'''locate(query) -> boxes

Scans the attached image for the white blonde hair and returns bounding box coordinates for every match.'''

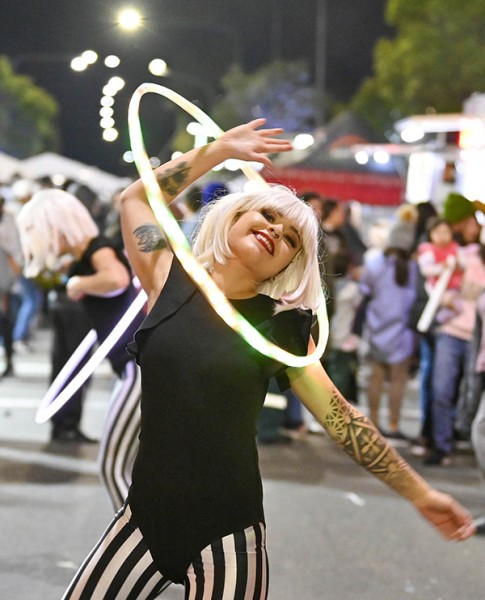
[16,189,99,277]
[192,185,323,312]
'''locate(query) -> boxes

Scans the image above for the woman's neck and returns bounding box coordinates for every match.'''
[210,261,259,299]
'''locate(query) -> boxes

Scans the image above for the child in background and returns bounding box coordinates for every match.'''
[417,217,463,295]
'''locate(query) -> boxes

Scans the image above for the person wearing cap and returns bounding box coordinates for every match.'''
[424,193,485,465]
[441,192,482,246]
[359,204,418,441]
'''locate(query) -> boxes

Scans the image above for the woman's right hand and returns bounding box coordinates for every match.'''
[216,119,292,167]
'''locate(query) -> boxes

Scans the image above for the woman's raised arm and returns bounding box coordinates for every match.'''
[119,119,291,305]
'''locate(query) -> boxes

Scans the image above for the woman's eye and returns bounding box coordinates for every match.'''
[284,235,297,248]
[261,209,274,222]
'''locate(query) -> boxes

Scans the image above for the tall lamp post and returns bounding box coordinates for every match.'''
[314,0,327,128]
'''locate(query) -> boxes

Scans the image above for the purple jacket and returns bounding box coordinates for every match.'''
[359,251,417,364]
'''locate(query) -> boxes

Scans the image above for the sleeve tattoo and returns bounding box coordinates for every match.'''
[134,224,167,252]
[324,386,413,493]
[156,162,190,197]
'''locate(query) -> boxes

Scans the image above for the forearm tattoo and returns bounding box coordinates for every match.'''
[324,386,412,493]
[134,224,167,252]
[156,162,190,197]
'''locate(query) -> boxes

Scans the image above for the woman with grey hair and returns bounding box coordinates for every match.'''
[17,189,145,510]
[63,119,475,600]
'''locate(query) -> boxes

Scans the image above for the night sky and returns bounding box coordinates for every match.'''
[0,0,392,175]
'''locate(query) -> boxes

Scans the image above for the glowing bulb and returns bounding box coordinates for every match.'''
[71,56,87,71]
[100,96,115,107]
[105,55,121,68]
[100,117,116,129]
[81,50,98,65]
[401,125,425,143]
[108,76,125,91]
[102,84,117,97]
[186,121,205,135]
[148,59,168,76]
[293,133,314,150]
[355,150,369,165]
[117,8,142,31]
[373,150,390,165]
[100,107,114,118]
[103,128,119,142]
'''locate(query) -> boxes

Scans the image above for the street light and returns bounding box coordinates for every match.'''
[314,0,327,128]
[116,8,143,31]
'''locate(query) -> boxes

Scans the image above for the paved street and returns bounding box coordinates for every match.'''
[0,326,484,599]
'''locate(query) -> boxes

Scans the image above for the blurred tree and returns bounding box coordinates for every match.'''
[212,61,318,132]
[0,56,59,158]
[169,60,336,155]
[350,0,485,136]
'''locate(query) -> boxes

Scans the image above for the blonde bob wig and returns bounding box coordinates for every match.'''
[16,189,99,278]
[192,184,323,313]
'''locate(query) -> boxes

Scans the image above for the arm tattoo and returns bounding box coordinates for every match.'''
[134,224,167,252]
[156,162,190,197]
[324,386,412,493]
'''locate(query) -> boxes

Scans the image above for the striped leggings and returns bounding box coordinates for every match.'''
[99,360,142,510]
[63,504,269,600]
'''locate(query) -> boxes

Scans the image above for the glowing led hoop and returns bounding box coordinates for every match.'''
[35,289,147,423]
[35,329,98,420]
[128,83,328,367]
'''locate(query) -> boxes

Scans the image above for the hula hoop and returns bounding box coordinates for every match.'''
[128,82,328,367]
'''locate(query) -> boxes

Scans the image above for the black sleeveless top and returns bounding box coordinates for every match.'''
[68,236,145,375]
[127,256,312,583]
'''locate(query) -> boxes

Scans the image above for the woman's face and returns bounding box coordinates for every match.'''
[227,208,302,281]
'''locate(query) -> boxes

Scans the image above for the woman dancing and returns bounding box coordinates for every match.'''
[62,120,475,599]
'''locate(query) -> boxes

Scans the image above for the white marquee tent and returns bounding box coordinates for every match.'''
[1,151,132,202]
[18,152,132,201]
[0,151,23,181]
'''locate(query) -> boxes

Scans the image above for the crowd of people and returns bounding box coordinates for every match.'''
[282,189,485,477]
[0,119,483,596]
[2,159,485,472]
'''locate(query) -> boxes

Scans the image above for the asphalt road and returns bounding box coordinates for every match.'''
[0,326,483,599]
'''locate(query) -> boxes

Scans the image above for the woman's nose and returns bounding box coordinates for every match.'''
[269,224,283,238]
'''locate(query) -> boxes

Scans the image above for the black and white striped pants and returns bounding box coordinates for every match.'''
[98,360,141,510]
[63,504,269,599]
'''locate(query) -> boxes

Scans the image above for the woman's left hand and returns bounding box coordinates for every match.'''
[413,489,476,540]
[66,276,85,301]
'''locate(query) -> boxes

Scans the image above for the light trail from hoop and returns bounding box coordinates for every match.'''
[127,82,328,367]
[35,289,147,423]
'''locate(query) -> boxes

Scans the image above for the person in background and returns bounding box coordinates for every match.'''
[412,200,438,251]
[179,185,203,242]
[417,216,464,301]
[325,249,362,405]
[340,202,367,268]
[413,217,464,455]
[7,178,50,353]
[471,289,485,535]
[17,189,146,509]
[320,198,349,318]
[425,241,485,465]
[422,192,485,466]
[104,187,128,251]
[359,204,418,441]
[0,193,23,378]
[62,119,476,599]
